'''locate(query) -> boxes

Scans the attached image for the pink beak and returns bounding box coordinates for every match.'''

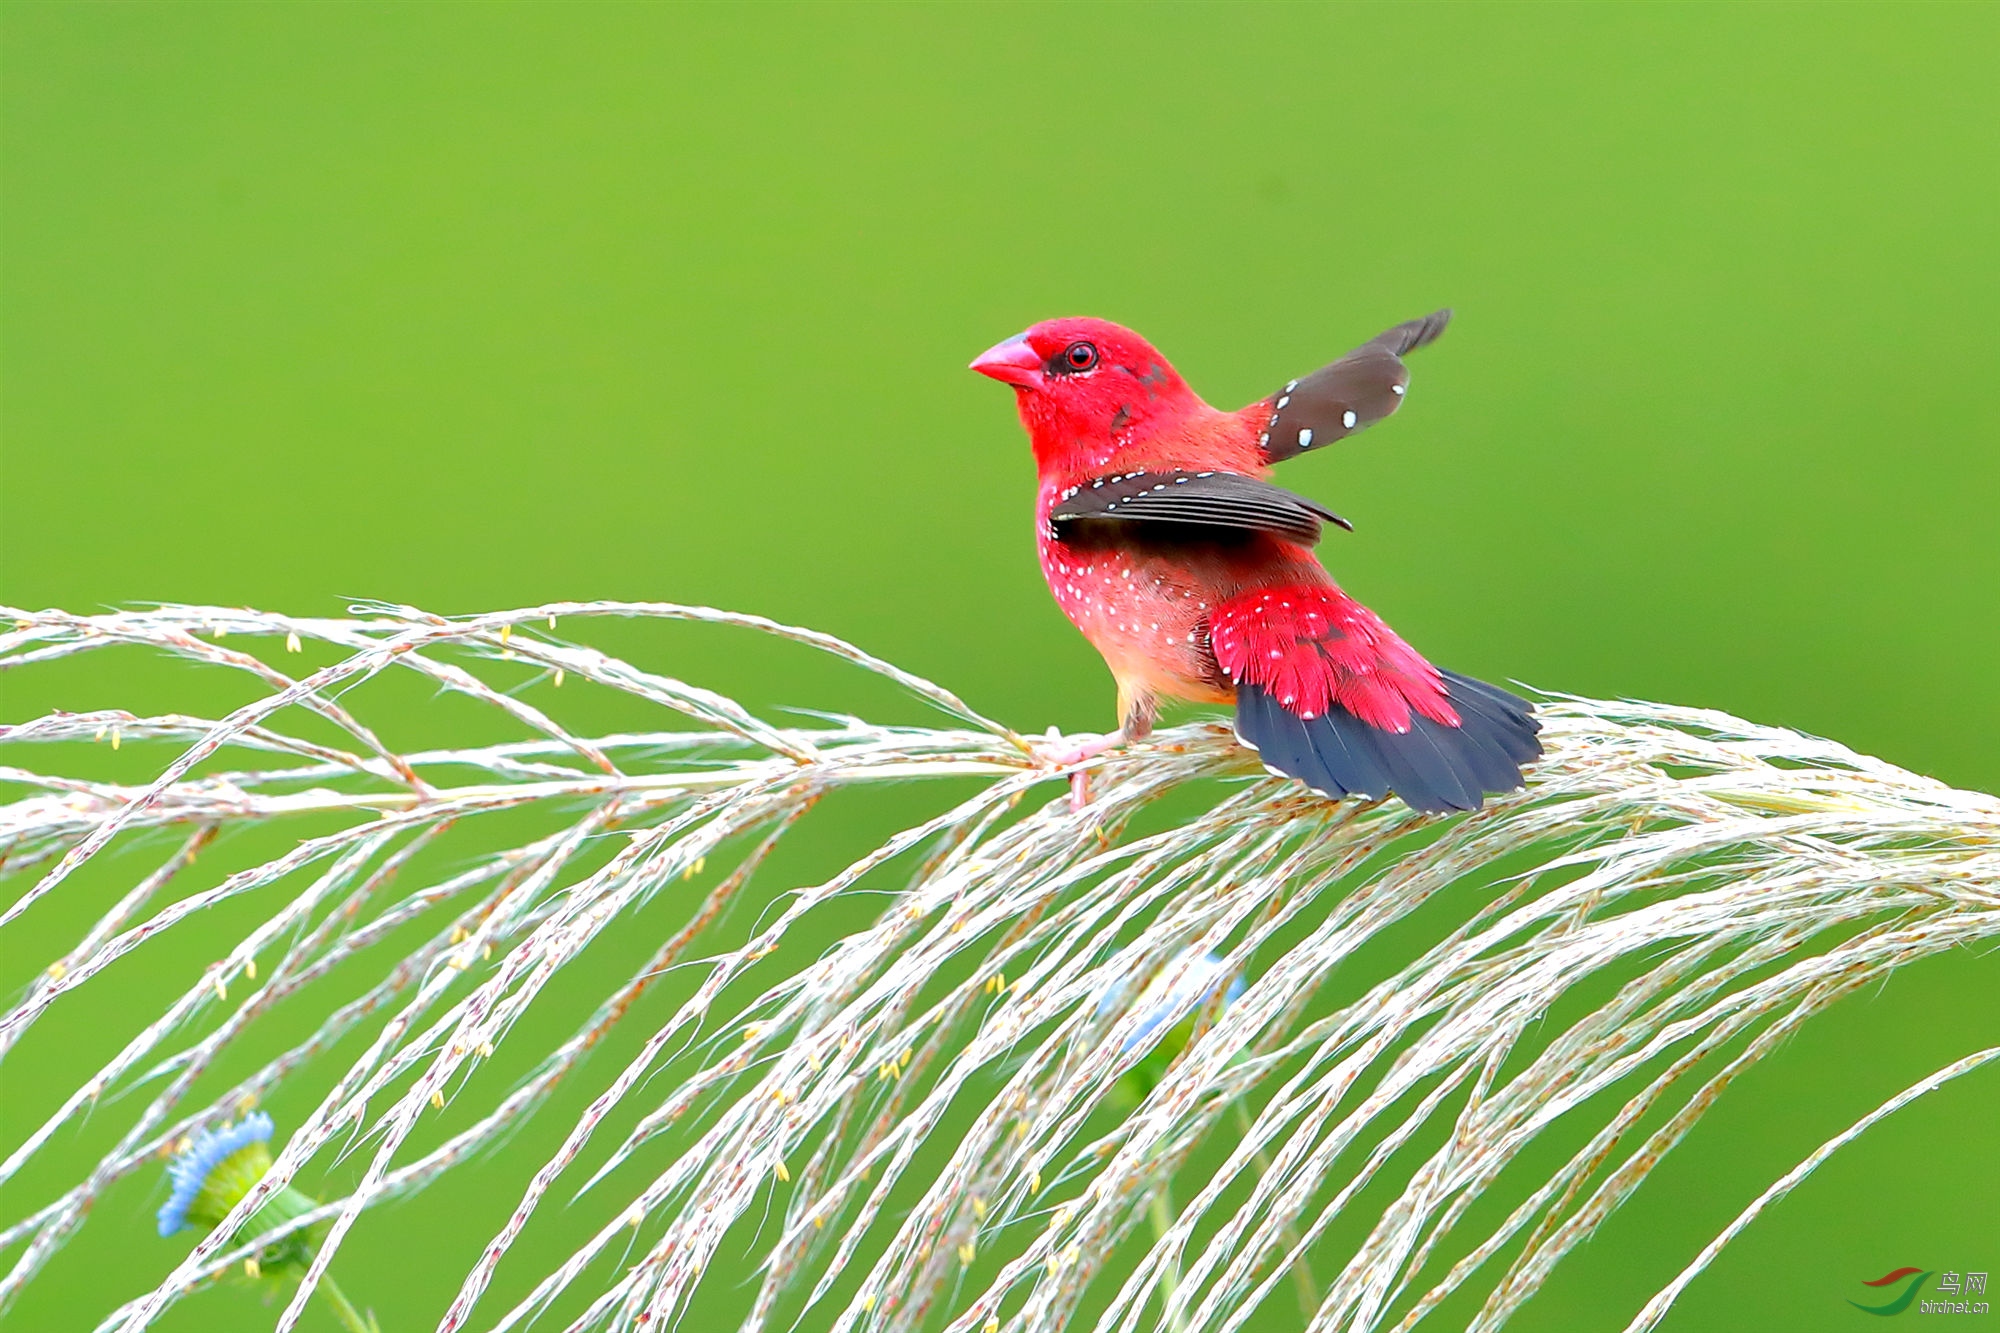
[970,335,1044,388]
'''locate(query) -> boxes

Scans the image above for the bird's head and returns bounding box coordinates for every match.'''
[970,318,1199,473]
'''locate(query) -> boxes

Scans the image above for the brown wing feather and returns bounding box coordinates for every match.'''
[1256,309,1451,464]
[1049,469,1349,546]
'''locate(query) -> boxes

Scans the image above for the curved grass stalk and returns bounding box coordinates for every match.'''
[0,602,1992,1333]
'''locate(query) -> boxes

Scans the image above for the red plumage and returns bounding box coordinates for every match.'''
[1209,585,1458,732]
[973,313,1540,812]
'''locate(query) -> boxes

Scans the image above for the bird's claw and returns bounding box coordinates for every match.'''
[1032,728,1120,813]
[1033,727,1114,768]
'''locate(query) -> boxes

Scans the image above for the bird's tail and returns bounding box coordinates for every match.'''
[1234,669,1542,813]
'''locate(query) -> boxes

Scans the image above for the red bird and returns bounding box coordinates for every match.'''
[971,311,1540,813]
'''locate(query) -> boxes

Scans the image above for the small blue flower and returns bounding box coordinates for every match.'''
[152,1115,370,1327]
[1099,951,1246,1053]
[158,1112,276,1238]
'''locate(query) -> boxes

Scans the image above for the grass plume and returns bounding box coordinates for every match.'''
[1,601,1995,1332]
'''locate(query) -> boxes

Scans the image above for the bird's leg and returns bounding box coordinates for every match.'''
[1121,691,1159,742]
[1036,690,1158,812]
[1032,728,1119,812]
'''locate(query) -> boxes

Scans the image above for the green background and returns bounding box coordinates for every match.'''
[2,2,1995,1330]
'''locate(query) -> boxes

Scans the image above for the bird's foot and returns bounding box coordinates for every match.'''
[1035,729,1118,767]
[1033,728,1121,813]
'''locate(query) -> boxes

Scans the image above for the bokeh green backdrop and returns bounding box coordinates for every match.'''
[3,3,1995,1330]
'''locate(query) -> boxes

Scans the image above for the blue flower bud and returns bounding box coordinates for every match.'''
[158,1112,278,1238]
[1098,951,1246,1054]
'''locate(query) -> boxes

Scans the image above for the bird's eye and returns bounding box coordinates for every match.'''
[1061,341,1099,373]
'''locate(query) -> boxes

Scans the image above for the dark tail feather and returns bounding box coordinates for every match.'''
[1234,687,1339,793]
[1234,671,1542,814]
[1440,669,1543,765]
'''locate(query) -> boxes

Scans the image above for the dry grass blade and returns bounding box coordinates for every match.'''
[0,602,1993,1333]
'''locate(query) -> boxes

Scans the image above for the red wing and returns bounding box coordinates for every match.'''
[1209,585,1458,731]
[1209,583,1541,812]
